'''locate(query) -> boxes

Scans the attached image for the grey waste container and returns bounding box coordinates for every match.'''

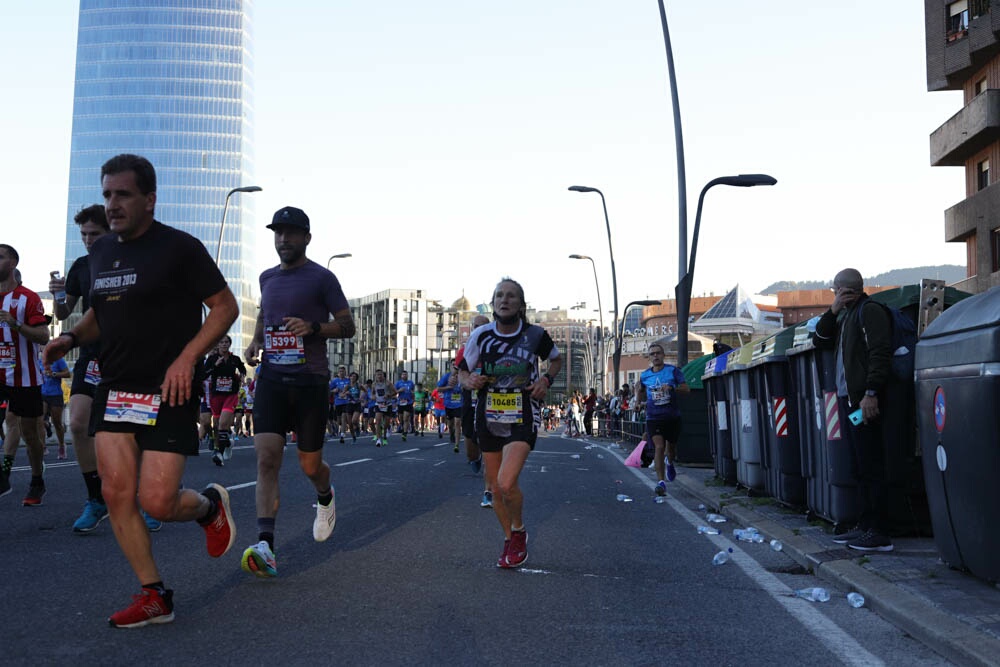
[915,285,1000,582]
[787,333,862,528]
[676,355,713,465]
[703,350,736,483]
[748,326,805,507]
[724,345,765,492]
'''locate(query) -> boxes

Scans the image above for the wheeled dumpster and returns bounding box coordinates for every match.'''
[915,285,1000,582]
[676,354,713,465]
[724,345,765,492]
[703,349,736,483]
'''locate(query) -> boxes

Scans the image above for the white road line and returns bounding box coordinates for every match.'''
[226,481,257,491]
[397,448,419,454]
[335,458,372,467]
[604,444,885,667]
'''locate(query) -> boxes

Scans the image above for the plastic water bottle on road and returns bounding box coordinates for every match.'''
[847,592,865,608]
[706,513,727,523]
[770,539,783,551]
[794,587,831,602]
[712,548,734,565]
[697,525,720,535]
[616,494,633,503]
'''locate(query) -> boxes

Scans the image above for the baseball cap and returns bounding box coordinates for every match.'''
[267,206,310,232]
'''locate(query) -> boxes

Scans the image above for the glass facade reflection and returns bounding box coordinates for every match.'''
[65,0,257,351]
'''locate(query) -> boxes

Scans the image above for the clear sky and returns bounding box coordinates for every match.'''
[0,1,966,318]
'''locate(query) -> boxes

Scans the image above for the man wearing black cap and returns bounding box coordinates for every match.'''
[242,206,355,578]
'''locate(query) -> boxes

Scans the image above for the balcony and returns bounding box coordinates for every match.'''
[943,179,1000,241]
[930,89,1000,166]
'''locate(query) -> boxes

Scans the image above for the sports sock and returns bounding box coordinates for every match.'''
[317,490,333,506]
[83,470,104,502]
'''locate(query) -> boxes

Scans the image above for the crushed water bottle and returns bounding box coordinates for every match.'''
[706,513,727,523]
[734,528,764,543]
[770,539,783,552]
[570,454,581,459]
[847,592,865,608]
[616,494,633,503]
[697,504,706,511]
[712,548,734,565]
[654,496,669,504]
[794,587,831,602]
[697,525,720,535]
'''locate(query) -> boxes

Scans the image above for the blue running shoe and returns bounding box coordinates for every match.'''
[470,456,483,475]
[73,498,109,533]
[142,509,163,533]
[666,463,677,482]
[480,491,493,508]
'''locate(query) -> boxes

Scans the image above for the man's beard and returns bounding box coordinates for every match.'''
[495,311,519,326]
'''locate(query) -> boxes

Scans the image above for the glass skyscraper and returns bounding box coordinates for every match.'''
[64,0,257,350]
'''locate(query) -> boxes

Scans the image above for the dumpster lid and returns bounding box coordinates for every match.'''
[701,349,734,379]
[748,325,798,366]
[682,354,711,389]
[919,285,1000,340]
[787,316,820,355]
[724,343,755,370]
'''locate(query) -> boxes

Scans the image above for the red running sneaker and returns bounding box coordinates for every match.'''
[496,539,512,568]
[108,588,174,628]
[506,529,528,568]
[199,483,235,557]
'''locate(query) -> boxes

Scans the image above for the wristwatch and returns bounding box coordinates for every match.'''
[543,373,555,386]
[864,389,877,397]
[311,321,322,335]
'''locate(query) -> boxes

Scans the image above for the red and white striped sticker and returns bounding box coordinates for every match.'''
[772,396,788,437]
[824,391,841,441]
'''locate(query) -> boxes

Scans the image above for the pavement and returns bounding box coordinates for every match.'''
[591,437,1000,667]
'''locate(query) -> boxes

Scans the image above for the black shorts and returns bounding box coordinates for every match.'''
[253,375,327,453]
[647,417,682,444]
[334,403,349,418]
[397,403,413,414]
[476,421,537,453]
[0,385,43,418]
[445,406,462,420]
[70,353,99,398]
[89,385,199,456]
[462,403,476,439]
[42,393,65,408]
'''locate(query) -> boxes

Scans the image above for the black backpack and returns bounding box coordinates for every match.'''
[858,300,917,383]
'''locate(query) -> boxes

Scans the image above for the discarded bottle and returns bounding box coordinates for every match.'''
[734,529,765,543]
[794,587,831,602]
[654,496,669,504]
[697,504,706,511]
[712,548,734,566]
[570,454,581,459]
[770,539,783,552]
[706,513,727,523]
[616,494,633,503]
[847,592,865,608]
[697,525,720,535]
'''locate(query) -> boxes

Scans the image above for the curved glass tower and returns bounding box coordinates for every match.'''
[65,0,257,351]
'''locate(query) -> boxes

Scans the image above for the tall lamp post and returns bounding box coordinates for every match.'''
[216,185,262,265]
[569,254,605,395]
[616,299,661,388]
[568,185,619,389]
[676,174,777,366]
[327,252,353,270]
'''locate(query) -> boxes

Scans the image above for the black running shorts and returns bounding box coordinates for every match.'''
[253,375,328,453]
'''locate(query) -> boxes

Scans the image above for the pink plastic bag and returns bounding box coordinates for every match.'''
[624,440,646,468]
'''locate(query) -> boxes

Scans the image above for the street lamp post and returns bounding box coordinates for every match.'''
[569,254,605,396]
[216,185,262,265]
[326,252,353,270]
[616,299,661,387]
[568,185,619,390]
[676,174,777,366]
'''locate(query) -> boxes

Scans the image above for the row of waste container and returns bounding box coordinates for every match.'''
[699,282,1000,584]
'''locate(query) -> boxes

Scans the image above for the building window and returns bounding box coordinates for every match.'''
[976,77,988,96]
[967,232,978,277]
[992,228,1000,272]
[978,159,990,191]
[948,1,970,41]
[972,0,991,19]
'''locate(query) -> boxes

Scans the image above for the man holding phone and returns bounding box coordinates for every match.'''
[814,268,894,553]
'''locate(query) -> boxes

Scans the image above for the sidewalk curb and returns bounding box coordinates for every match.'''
[673,475,1000,667]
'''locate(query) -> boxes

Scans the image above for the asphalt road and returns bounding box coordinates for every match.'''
[2,430,952,666]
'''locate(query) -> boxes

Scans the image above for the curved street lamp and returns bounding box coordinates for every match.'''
[617,300,661,385]
[568,185,620,389]
[569,254,605,395]
[327,252,353,270]
[216,185,262,265]
[676,174,777,366]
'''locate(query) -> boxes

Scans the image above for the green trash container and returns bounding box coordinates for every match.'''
[674,355,712,465]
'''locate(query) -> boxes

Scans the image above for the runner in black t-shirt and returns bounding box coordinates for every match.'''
[49,204,121,533]
[44,154,239,629]
[204,334,246,466]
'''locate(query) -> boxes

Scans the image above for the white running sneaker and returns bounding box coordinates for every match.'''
[313,490,337,542]
[241,541,277,578]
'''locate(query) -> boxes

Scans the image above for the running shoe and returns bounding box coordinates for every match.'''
[505,529,528,568]
[470,456,483,474]
[222,445,233,462]
[212,450,223,467]
[453,443,459,453]
[401,432,407,442]
[352,434,357,444]
[655,480,667,497]
[0,468,11,499]
[480,490,493,508]
[57,445,67,460]
[199,483,235,558]
[73,498,109,533]
[22,483,45,507]
[241,540,278,578]
[108,588,174,628]
[496,538,512,568]
[848,529,894,552]
[832,526,865,545]
[340,436,345,444]
[666,463,677,482]
[142,509,163,533]
[313,490,337,542]
[375,438,382,448]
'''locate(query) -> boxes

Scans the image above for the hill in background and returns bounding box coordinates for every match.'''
[760,265,966,295]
